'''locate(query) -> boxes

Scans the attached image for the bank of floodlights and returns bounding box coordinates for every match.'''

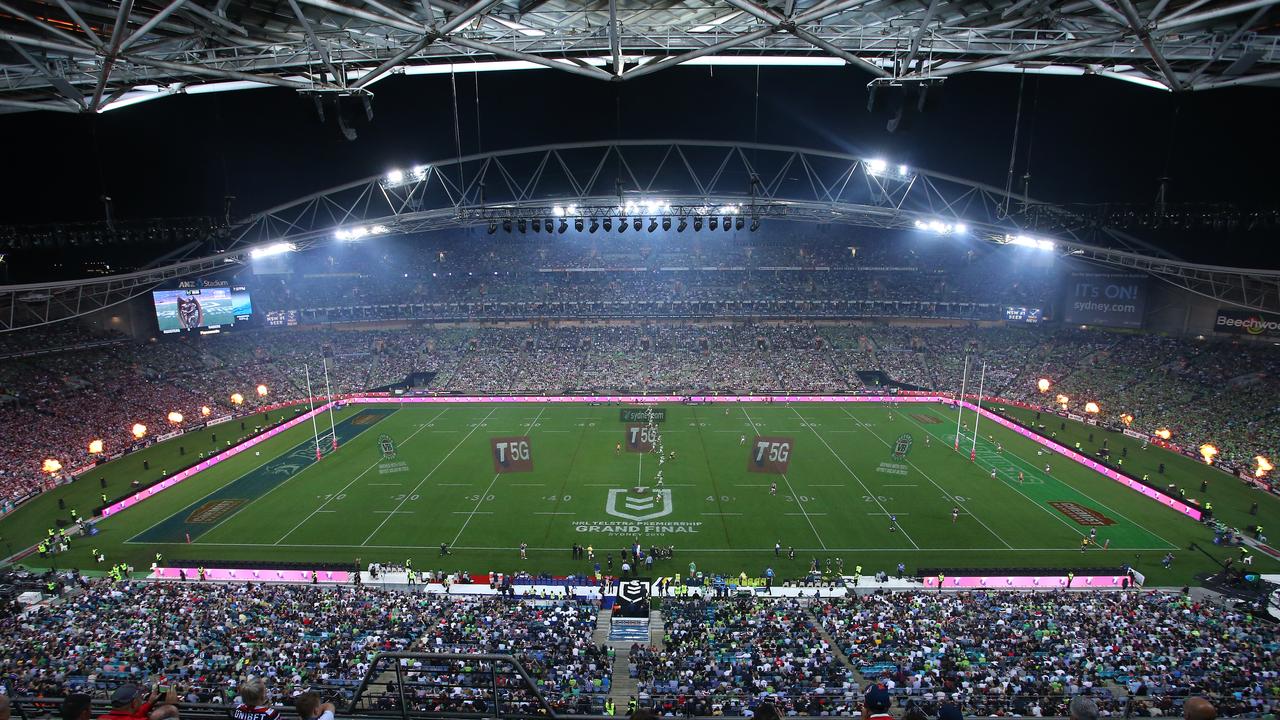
[866,158,912,179]
[1002,233,1056,251]
[382,164,430,188]
[912,219,967,236]
[334,224,389,241]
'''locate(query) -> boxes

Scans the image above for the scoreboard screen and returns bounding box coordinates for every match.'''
[265,310,299,327]
[1005,306,1043,324]
[153,287,235,333]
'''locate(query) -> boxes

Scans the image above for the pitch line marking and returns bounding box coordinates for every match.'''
[131,409,403,544]
[951,420,1183,549]
[133,540,1166,552]
[908,408,1178,550]
[787,406,919,550]
[535,512,575,515]
[272,408,444,545]
[840,407,1013,550]
[741,406,828,551]
[374,510,415,514]
[449,406,548,547]
[451,511,495,515]
[786,512,829,516]
[361,406,499,546]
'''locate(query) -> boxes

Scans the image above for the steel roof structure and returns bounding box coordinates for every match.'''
[0,0,1277,114]
[2,140,1278,332]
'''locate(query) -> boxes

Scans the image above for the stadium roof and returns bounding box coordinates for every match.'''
[1,0,1277,114]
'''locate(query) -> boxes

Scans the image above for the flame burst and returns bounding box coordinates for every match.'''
[1199,444,1218,465]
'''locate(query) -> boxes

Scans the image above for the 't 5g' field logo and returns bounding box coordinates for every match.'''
[749,436,794,474]
[492,436,533,473]
[625,425,659,452]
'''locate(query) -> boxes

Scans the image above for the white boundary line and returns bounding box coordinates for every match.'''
[131,540,1166,552]
[840,407,1014,550]
[785,406,920,549]
[740,406,829,550]
[448,406,547,547]
[361,406,499,546]
[273,408,448,544]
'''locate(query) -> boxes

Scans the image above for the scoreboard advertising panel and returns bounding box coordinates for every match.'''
[1215,308,1280,337]
[1062,272,1147,328]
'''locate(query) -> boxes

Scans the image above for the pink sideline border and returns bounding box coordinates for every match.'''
[957,400,1203,521]
[923,574,1131,589]
[99,394,1199,522]
[152,567,350,584]
[100,404,330,518]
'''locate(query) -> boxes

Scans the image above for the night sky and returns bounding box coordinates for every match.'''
[0,66,1274,266]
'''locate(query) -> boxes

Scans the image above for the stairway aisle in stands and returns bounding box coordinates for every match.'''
[807,605,866,685]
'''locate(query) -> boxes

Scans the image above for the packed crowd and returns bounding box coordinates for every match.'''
[814,590,1277,719]
[1,576,1274,718]
[250,233,1056,322]
[0,578,610,714]
[1,319,1277,504]
[629,597,859,715]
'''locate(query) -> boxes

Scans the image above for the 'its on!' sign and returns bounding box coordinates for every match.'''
[492,436,533,473]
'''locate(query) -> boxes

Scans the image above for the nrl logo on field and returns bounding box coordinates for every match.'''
[605,488,673,521]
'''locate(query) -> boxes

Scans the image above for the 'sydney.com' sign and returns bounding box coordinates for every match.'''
[1215,308,1280,337]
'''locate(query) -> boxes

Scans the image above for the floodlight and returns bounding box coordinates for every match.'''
[250,242,296,258]
[517,218,527,233]
[502,219,512,233]
[662,217,671,231]
[677,218,687,232]
[410,165,429,181]
[385,168,405,184]
[648,219,658,233]
[589,219,600,233]
[693,217,703,231]
[866,158,888,175]
[575,218,585,232]
[709,217,718,231]
[544,219,553,233]
[487,221,498,234]
[750,218,760,232]
[603,218,612,232]
[735,217,744,231]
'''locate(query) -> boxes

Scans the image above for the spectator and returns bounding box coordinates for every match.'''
[233,679,278,720]
[62,694,93,720]
[1070,696,1099,720]
[294,693,335,720]
[1186,697,1218,720]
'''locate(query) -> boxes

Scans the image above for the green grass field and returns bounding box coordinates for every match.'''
[8,401,1278,584]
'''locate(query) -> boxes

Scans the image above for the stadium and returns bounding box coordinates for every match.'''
[1,2,1279,720]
